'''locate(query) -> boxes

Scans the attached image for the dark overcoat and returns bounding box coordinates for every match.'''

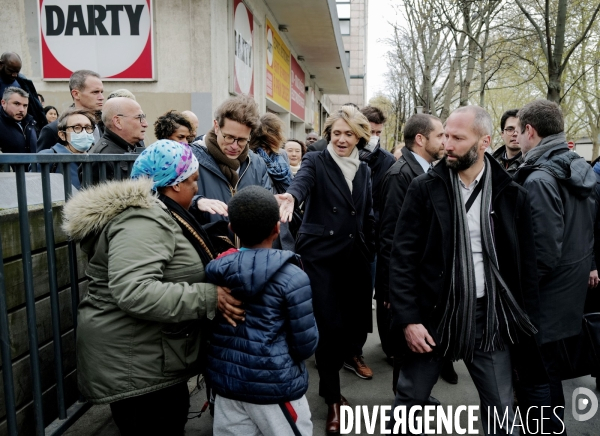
[389,154,546,383]
[376,149,424,301]
[514,143,596,344]
[287,149,375,334]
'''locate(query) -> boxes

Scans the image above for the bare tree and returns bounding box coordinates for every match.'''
[514,0,600,102]
[387,1,452,116]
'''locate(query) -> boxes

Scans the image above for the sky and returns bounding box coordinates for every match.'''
[366,0,400,102]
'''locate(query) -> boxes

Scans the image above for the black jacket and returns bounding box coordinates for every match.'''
[491,145,523,175]
[376,149,424,301]
[514,141,596,344]
[307,138,327,152]
[37,119,59,152]
[287,149,375,332]
[361,145,396,232]
[15,73,46,132]
[88,128,141,182]
[0,107,36,153]
[389,154,545,382]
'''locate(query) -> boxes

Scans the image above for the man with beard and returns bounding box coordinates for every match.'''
[37,70,104,152]
[0,52,46,132]
[388,106,545,434]
[492,109,523,174]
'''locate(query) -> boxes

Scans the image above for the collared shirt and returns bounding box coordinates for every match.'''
[410,151,431,173]
[458,162,486,298]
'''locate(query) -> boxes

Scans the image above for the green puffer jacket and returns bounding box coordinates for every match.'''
[62,178,217,404]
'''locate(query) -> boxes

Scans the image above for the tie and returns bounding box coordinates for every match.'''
[428,163,434,173]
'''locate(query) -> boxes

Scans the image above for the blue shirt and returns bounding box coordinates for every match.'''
[36,143,82,189]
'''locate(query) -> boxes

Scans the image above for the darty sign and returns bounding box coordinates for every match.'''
[39,0,154,80]
[233,0,253,95]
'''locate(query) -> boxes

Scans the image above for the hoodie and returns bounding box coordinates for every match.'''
[514,138,596,344]
[205,248,318,404]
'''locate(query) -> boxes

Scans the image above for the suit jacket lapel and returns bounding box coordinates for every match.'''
[322,150,355,207]
[402,149,426,178]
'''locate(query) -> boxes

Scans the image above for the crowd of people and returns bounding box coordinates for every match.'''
[2,49,599,436]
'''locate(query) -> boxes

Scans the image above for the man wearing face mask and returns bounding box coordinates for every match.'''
[340,105,396,380]
[36,108,96,190]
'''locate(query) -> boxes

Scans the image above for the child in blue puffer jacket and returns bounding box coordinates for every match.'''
[205,185,319,436]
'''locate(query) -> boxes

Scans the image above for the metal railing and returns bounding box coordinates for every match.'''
[0,153,138,436]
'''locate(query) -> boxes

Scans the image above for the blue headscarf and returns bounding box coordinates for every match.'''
[131,139,199,190]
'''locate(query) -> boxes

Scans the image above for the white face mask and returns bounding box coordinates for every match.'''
[69,131,94,152]
[365,135,379,151]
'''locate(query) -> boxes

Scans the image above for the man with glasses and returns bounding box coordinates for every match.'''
[89,97,147,181]
[190,95,270,225]
[492,109,523,175]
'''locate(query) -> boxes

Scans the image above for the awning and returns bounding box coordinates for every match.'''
[264,0,350,94]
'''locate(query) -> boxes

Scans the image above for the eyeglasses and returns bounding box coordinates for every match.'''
[117,113,147,124]
[218,128,250,146]
[503,127,516,133]
[64,125,94,134]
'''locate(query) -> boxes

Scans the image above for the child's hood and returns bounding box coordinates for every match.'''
[205,249,300,298]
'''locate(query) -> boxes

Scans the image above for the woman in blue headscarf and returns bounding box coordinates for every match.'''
[62,140,243,436]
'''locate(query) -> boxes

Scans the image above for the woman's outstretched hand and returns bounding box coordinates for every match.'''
[275,193,294,223]
[217,286,244,327]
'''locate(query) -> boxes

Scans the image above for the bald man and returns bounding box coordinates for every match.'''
[0,52,46,130]
[182,110,200,142]
[89,97,148,181]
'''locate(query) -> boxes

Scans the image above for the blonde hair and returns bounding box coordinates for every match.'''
[250,113,286,154]
[323,106,371,149]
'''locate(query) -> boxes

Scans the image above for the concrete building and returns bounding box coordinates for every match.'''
[1,0,350,142]
[329,0,368,111]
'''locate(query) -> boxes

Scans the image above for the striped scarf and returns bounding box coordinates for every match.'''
[438,166,537,362]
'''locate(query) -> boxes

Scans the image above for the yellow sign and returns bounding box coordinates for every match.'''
[266,19,290,110]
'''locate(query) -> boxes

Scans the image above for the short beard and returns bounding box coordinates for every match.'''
[445,141,479,171]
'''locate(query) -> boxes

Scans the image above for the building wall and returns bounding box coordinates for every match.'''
[1,0,336,143]
[329,0,367,111]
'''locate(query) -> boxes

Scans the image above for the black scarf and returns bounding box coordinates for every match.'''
[438,166,537,362]
[158,193,217,266]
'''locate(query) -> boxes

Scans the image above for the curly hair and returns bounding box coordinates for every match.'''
[249,113,286,154]
[214,95,259,130]
[154,110,194,140]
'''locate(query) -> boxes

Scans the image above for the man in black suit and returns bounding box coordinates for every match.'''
[377,113,444,361]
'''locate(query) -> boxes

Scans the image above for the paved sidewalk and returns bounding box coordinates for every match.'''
[65,317,599,435]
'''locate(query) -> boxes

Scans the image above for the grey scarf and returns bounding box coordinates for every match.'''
[438,166,537,362]
[522,132,567,165]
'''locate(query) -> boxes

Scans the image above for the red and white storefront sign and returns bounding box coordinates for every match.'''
[39,0,154,80]
[233,0,254,95]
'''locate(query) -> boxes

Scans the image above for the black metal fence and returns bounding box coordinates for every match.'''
[0,153,138,436]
